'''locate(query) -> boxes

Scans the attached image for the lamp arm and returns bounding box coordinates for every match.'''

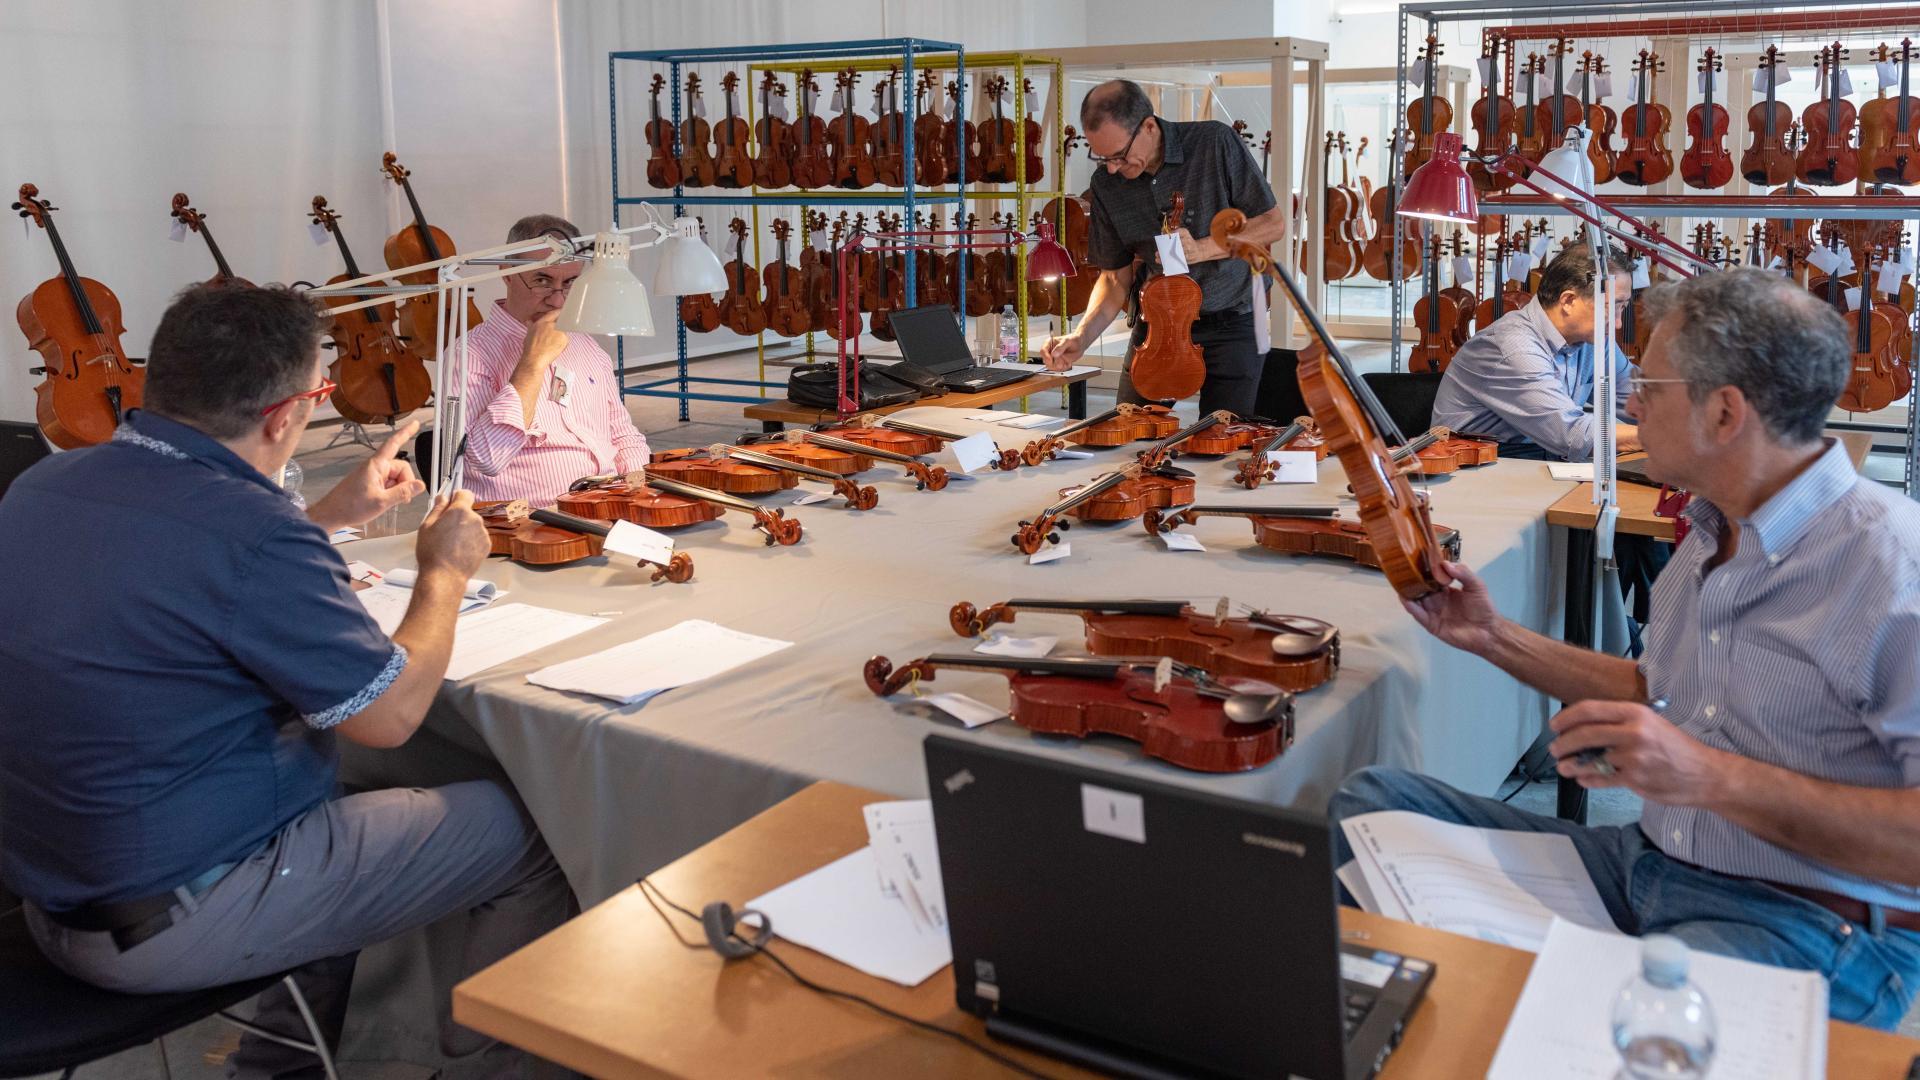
[1486,154,1718,278]
[306,235,572,315]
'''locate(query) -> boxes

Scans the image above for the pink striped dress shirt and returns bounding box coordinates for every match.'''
[459,300,651,505]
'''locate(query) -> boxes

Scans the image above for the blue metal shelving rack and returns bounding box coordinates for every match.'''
[607,38,965,420]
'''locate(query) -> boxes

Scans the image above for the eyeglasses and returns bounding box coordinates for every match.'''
[1087,115,1152,167]
[261,376,338,415]
[1626,373,1688,397]
[522,274,579,296]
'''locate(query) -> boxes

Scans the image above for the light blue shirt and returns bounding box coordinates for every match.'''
[1639,440,1920,910]
[1430,300,1634,460]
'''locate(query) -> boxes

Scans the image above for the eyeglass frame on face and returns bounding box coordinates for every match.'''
[1087,114,1153,167]
[519,268,580,297]
[1626,372,1688,398]
[261,376,338,415]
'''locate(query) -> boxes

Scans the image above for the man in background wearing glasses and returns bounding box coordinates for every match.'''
[462,213,651,505]
[1040,79,1289,416]
[0,284,572,1075]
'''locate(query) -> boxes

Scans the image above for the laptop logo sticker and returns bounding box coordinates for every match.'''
[943,768,976,794]
[1081,784,1146,844]
[1241,832,1308,857]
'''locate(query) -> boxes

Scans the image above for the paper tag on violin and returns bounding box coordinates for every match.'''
[1593,73,1613,98]
[916,692,1007,728]
[768,95,789,121]
[1844,286,1864,312]
[1451,255,1474,289]
[1530,233,1553,262]
[1407,58,1427,86]
[1028,541,1071,565]
[830,88,847,112]
[1505,253,1531,281]
[1695,70,1722,94]
[1753,65,1792,92]
[1878,261,1908,295]
[1805,243,1847,276]
[1476,57,1494,83]
[1835,69,1854,96]
[689,94,707,119]
[793,491,835,506]
[1264,450,1319,483]
[602,519,676,567]
[1024,88,1038,114]
[1153,233,1190,276]
[1532,72,1561,99]
[1159,531,1207,552]
[309,221,331,246]
[1878,60,1901,89]
[946,432,1002,474]
[1630,256,1652,290]
[168,220,187,243]
[975,633,1057,659]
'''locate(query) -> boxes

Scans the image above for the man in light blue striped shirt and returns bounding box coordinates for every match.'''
[1331,268,1920,1029]
[1431,245,1641,461]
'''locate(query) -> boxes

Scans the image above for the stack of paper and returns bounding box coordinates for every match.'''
[525,619,792,705]
[352,567,505,635]
[746,800,952,987]
[441,604,607,681]
[1339,810,1614,952]
[1488,918,1827,1079]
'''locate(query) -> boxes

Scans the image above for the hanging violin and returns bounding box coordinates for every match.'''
[558,475,802,545]
[789,69,833,189]
[1048,127,1096,314]
[870,67,907,188]
[1234,417,1330,489]
[169,194,251,287]
[1129,192,1206,401]
[1365,130,1423,282]
[1409,234,1459,373]
[762,219,810,338]
[913,70,950,186]
[951,212,996,317]
[865,653,1293,774]
[1838,246,1902,413]
[1474,233,1532,330]
[478,500,693,583]
[1513,53,1550,168]
[949,597,1339,693]
[979,76,1018,184]
[1020,77,1046,182]
[712,72,753,189]
[1616,51,1673,186]
[718,218,766,336]
[1321,133,1364,282]
[752,73,795,189]
[679,217,723,333]
[1799,43,1858,186]
[864,212,904,342]
[308,197,432,426]
[1440,232,1479,346]
[1742,46,1797,186]
[1537,38,1579,151]
[645,74,682,188]
[1404,35,1450,177]
[13,184,143,449]
[828,68,877,189]
[1468,42,1517,193]
[1580,52,1619,185]
[944,78,982,184]
[1863,39,1920,184]
[1680,49,1733,190]
[678,73,718,188]
[381,153,485,363]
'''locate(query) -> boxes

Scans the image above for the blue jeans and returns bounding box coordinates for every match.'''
[1330,766,1920,1030]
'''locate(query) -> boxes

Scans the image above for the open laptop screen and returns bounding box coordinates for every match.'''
[888,304,977,376]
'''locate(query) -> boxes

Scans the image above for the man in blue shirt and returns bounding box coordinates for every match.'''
[1432,245,1641,461]
[0,285,570,1077]
[1331,269,1920,1029]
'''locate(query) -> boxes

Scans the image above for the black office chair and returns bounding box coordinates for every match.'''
[0,905,338,1080]
[1252,348,1310,423]
[1360,372,1447,438]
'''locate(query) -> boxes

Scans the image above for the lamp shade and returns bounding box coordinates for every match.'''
[652,217,729,296]
[1397,131,1479,224]
[1531,127,1595,203]
[1025,221,1078,281]
[556,231,656,336]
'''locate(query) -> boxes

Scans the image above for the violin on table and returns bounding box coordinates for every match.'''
[828,69,876,189]
[1680,49,1733,190]
[718,218,766,336]
[1799,44,1858,186]
[679,217,724,333]
[789,70,833,189]
[653,444,878,509]
[1742,47,1797,186]
[1616,51,1673,186]
[478,500,693,583]
[678,73,718,188]
[844,413,1021,470]
[865,653,1294,773]
[741,428,950,489]
[712,72,753,189]
[645,74,682,188]
[1172,413,1316,459]
[1863,39,1920,184]
[1130,192,1207,401]
[949,597,1339,692]
[1143,503,1462,572]
[1392,425,1499,476]
[558,475,803,545]
[382,153,484,362]
[170,194,251,287]
[309,197,432,426]
[13,184,144,448]
[1015,403,1177,464]
[1232,417,1330,489]
[1009,463,1193,553]
[752,73,794,189]
[1403,35,1450,177]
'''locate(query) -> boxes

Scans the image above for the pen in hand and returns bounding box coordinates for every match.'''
[1567,697,1669,777]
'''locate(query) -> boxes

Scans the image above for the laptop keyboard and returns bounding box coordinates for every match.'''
[1341,982,1378,1039]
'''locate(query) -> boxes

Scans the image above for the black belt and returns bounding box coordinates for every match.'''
[40,861,237,952]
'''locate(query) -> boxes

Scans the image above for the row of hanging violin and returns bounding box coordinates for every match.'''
[1407,223,1568,373]
[645,67,1044,192]
[1408,34,1920,194]
[10,156,467,449]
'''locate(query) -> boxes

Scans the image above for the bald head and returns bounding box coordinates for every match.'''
[1080,79,1152,136]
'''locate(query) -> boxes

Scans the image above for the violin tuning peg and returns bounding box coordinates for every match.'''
[1056,519,1072,531]
[1047,533,1061,545]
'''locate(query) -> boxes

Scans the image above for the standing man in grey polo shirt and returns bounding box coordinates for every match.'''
[1040,79,1288,416]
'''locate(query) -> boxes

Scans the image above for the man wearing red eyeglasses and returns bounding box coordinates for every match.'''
[0,284,572,1078]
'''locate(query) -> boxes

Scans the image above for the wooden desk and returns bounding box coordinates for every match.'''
[455,782,1920,1079]
[741,367,1097,431]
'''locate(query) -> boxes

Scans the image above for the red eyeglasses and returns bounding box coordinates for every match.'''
[261,377,339,415]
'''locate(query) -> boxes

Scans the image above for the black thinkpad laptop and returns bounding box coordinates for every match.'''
[925,734,1432,1080]
[888,304,1037,393]
[0,421,52,503]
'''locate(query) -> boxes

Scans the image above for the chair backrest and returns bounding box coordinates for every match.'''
[1360,372,1446,438]
[1252,348,1309,424]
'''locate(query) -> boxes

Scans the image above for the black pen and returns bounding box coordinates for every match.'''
[1567,697,1669,777]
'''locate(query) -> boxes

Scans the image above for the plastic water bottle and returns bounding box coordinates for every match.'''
[1612,935,1716,1080]
[278,458,307,510]
[998,304,1020,361]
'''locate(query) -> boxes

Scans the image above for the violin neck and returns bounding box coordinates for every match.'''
[1182,504,1339,519]
[647,473,761,513]
[398,179,443,260]
[729,445,837,481]
[1004,598,1190,618]
[928,653,1131,680]
[1053,405,1124,437]
[1046,470,1130,515]
[200,223,236,279]
[528,507,611,539]
[41,214,105,335]
[804,431,913,464]
[1150,411,1227,456]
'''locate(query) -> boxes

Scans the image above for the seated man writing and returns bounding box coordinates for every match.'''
[463,213,650,504]
[1432,244,1641,461]
[0,285,573,1076]
[1331,268,1920,1029]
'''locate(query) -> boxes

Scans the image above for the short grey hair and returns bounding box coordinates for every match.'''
[506,214,578,245]
[1535,243,1635,306]
[1080,80,1153,134]
[1642,269,1846,445]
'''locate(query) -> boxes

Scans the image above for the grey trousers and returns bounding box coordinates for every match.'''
[26,780,573,1080]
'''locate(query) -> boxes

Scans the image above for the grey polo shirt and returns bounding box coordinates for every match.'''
[1087,118,1276,316]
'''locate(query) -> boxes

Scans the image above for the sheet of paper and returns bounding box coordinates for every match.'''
[998,413,1068,429]
[1343,841,1410,920]
[329,527,362,545]
[525,619,792,705]
[1159,531,1207,552]
[987,361,1102,380]
[444,604,608,681]
[1488,918,1826,1080]
[343,561,385,586]
[914,692,1007,728]
[792,491,835,506]
[944,431,1002,474]
[747,847,952,987]
[1152,233,1190,276]
[1340,810,1614,952]
[383,567,499,602]
[1029,541,1071,565]
[1548,462,1596,481]
[353,582,417,636]
[602,519,675,565]
[974,633,1057,658]
[1335,859,1384,916]
[1264,449,1319,483]
[863,800,947,935]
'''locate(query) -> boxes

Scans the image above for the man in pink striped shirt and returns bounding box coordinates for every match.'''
[461,214,650,505]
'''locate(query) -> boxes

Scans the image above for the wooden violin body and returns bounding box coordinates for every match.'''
[1468,46,1516,193]
[644,74,683,188]
[790,71,834,189]
[1065,403,1179,446]
[1362,161,1421,281]
[1863,41,1920,184]
[649,448,796,494]
[1403,35,1451,177]
[1231,418,1329,488]
[718,219,766,335]
[1131,193,1207,401]
[309,197,431,426]
[678,74,718,187]
[1063,470,1195,523]
[477,500,693,583]
[712,73,753,189]
[1742,48,1797,186]
[1799,45,1859,186]
[753,74,795,189]
[558,478,803,545]
[865,654,1292,773]
[1144,505,1461,572]
[828,69,877,189]
[1680,50,1733,190]
[755,428,950,490]
[1616,52,1674,187]
[381,154,483,364]
[762,221,810,338]
[949,599,1339,693]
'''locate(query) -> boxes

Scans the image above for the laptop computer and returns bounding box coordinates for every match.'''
[0,422,52,504]
[888,304,1038,393]
[925,734,1432,1080]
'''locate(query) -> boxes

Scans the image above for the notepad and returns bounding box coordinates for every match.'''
[352,567,504,635]
[747,846,952,987]
[525,619,792,705]
[1488,918,1827,1080]
[443,604,607,681]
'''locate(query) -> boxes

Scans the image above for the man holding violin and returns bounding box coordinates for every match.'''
[1332,269,1920,1030]
[463,213,651,505]
[0,284,572,1076]
[1040,79,1289,416]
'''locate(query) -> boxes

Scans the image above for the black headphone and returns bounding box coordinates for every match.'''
[701,901,773,960]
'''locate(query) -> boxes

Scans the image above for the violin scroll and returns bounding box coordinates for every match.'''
[650,552,696,584]
[949,601,1017,637]
[864,655,934,696]
[753,509,804,546]
[835,477,880,510]
[908,460,950,491]
[1012,512,1069,555]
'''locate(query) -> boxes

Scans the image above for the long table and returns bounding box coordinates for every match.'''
[345,421,1576,905]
